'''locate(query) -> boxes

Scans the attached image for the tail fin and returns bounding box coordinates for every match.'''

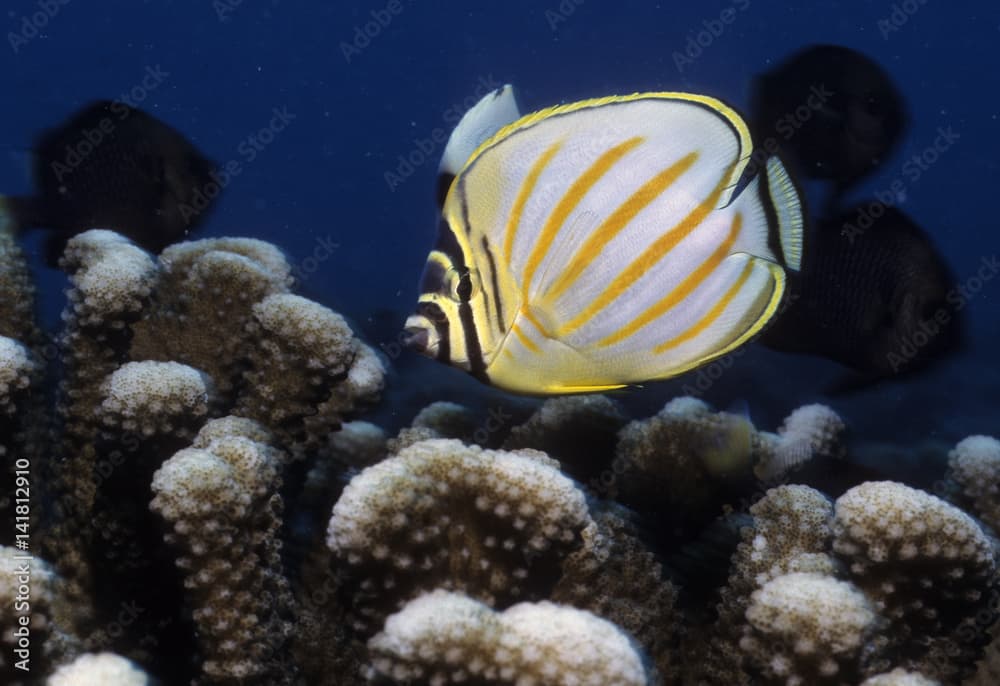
[762,156,804,271]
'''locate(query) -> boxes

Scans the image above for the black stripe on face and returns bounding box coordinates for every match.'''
[436,172,456,210]
[458,187,488,382]
[459,301,488,382]
[416,301,450,363]
[482,236,505,335]
[433,216,466,270]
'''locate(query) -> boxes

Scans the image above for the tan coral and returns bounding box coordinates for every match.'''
[740,572,878,685]
[46,652,150,686]
[98,361,210,438]
[688,485,837,686]
[239,293,382,452]
[860,668,941,685]
[504,395,626,480]
[947,435,1000,532]
[130,237,292,399]
[754,404,846,482]
[0,547,84,683]
[833,481,996,680]
[367,590,650,686]
[551,505,680,682]
[0,211,37,343]
[0,336,34,417]
[614,396,753,513]
[150,420,292,683]
[327,438,592,631]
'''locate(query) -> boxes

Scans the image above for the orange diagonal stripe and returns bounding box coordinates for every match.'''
[652,259,755,354]
[559,164,732,336]
[547,151,698,303]
[522,137,644,291]
[598,212,742,348]
[504,141,563,262]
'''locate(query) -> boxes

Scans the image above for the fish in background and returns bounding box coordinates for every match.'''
[404,85,804,395]
[760,204,963,385]
[0,99,219,265]
[750,44,908,201]
[751,44,963,388]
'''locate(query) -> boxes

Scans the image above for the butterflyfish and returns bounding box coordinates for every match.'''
[404,85,804,395]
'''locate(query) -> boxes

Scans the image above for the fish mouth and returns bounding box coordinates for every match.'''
[402,326,432,354]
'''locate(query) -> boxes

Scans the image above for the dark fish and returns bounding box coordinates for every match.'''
[1,100,218,265]
[750,44,907,193]
[760,205,963,383]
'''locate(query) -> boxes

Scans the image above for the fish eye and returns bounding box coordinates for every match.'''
[446,267,480,301]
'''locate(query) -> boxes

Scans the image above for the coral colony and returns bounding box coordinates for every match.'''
[2,220,1000,685]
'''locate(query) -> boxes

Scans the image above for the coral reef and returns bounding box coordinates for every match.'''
[2,223,997,685]
[367,589,651,685]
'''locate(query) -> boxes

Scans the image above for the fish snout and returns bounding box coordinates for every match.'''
[402,326,431,353]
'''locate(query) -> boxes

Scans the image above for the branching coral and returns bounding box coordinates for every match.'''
[0,546,84,684]
[151,418,293,683]
[946,435,1000,533]
[551,504,680,682]
[46,652,151,686]
[503,395,627,482]
[5,220,997,686]
[740,572,878,685]
[366,590,651,686]
[753,403,847,483]
[327,438,593,631]
[833,481,996,680]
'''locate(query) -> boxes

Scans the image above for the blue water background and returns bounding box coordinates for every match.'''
[1,0,997,472]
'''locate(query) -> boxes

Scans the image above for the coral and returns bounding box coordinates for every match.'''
[47,652,151,686]
[860,668,941,685]
[366,590,651,686]
[0,214,38,343]
[327,438,593,631]
[947,435,1000,532]
[503,394,627,482]
[740,572,878,685]
[551,504,680,682]
[687,485,837,685]
[754,403,847,483]
[833,481,996,680]
[6,221,998,686]
[613,397,754,526]
[0,546,84,684]
[411,401,478,441]
[130,237,292,401]
[150,418,293,683]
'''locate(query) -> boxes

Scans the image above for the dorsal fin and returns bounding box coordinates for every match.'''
[437,85,521,208]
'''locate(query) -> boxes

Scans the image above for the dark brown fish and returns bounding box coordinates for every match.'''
[750,44,908,193]
[2,100,218,264]
[760,205,963,382]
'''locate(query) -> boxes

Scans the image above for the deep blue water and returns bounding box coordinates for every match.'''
[2,0,998,461]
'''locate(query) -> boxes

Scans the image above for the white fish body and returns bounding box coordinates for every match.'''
[406,86,803,395]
